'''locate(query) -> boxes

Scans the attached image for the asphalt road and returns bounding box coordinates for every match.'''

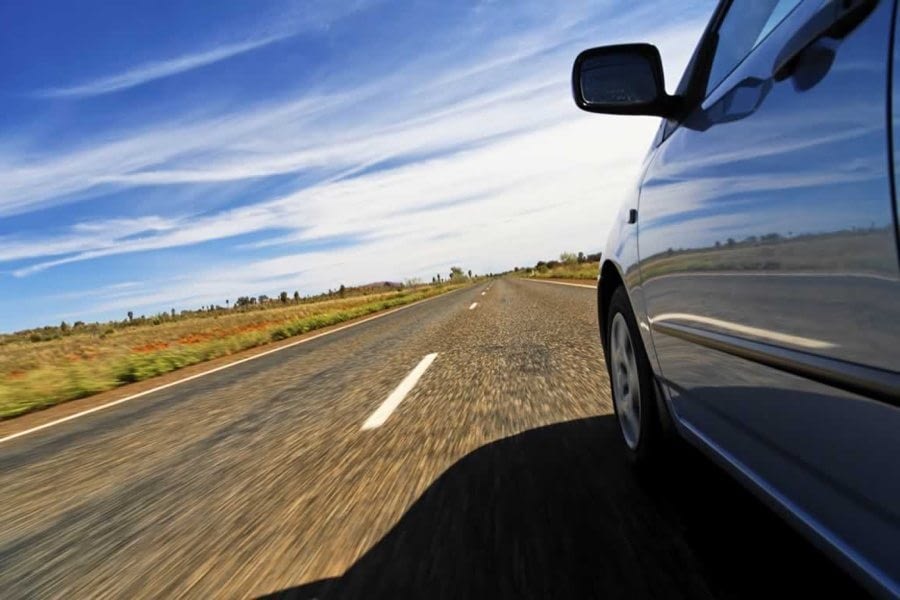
[0,279,868,599]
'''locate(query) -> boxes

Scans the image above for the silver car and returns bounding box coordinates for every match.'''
[572,0,900,597]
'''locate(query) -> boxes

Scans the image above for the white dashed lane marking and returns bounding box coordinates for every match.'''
[361,353,438,430]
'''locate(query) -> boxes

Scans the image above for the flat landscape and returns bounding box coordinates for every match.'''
[0,283,462,419]
[0,279,865,599]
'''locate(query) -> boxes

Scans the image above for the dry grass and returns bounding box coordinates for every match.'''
[0,284,463,419]
[526,261,599,280]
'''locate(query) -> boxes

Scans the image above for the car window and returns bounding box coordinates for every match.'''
[706,0,802,96]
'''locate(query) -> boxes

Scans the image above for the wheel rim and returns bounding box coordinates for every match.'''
[610,312,641,450]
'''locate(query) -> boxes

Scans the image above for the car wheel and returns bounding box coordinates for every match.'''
[607,285,660,464]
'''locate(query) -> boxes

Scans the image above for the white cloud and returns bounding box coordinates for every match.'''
[37,35,293,98]
[1,4,712,325]
[0,216,179,263]
[0,92,352,215]
[32,0,378,99]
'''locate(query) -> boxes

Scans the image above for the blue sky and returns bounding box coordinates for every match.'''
[0,0,714,331]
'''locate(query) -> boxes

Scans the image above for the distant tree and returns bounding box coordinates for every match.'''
[586,252,602,262]
[514,266,519,272]
[171,308,176,317]
[73,321,85,328]
[726,238,736,247]
[577,251,586,263]
[339,284,346,297]
[279,291,289,303]
[449,266,465,281]
[467,269,472,278]
[258,295,268,304]
[293,291,300,302]
[127,311,134,322]
[60,321,69,332]
[225,299,230,308]
[560,252,578,265]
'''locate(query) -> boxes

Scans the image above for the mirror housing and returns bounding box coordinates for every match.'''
[572,43,680,117]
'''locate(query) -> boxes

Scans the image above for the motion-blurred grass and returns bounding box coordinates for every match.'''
[0,285,461,419]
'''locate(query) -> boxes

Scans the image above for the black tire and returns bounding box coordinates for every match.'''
[606,286,662,465]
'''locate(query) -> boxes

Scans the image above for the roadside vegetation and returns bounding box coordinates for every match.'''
[1,278,472,420]
[514,251,601,280]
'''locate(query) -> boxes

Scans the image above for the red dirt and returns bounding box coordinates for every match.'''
[132,341,170,353]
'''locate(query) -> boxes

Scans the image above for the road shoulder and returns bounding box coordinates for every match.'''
[0,286,471,441]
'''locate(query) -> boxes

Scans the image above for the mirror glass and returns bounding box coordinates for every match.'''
[579,53,659,106]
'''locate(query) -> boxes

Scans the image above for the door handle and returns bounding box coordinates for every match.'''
[773,0,877,80]
[627,208,638,224]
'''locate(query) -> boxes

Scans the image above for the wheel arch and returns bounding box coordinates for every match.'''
[598,259,626,372]
[599,259,678,438]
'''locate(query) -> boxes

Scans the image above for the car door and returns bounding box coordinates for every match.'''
[637,0,900,594]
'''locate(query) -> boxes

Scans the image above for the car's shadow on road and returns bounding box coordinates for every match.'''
[260,415,868,600]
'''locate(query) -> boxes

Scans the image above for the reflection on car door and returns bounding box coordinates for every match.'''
[638,0,900,592]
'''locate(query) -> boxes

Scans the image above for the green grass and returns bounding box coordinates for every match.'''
[0,284,464,420]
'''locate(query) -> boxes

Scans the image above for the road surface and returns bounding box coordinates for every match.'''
[0,279,868,599]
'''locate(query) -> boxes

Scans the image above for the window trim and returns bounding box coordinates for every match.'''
[704,0,805,100]
[659,0,732,142]
[660,0,804,143]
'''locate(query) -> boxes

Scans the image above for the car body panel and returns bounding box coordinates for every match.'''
[599,165,655,350]
[597,0,900,596]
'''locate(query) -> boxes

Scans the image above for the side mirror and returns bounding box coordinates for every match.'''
[572,43,679,117]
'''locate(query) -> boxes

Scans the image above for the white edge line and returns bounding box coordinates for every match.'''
[522,278,595,289]
[0,290,464,446]
[469,302,478,310]
[361,353,437,430]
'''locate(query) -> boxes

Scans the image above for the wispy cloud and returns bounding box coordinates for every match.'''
[0,216,179,263]
[0,1,715,328]
[5,16,703,277]
[37,35,292,99]
[1,16,697,216]
[6,116,656,277]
